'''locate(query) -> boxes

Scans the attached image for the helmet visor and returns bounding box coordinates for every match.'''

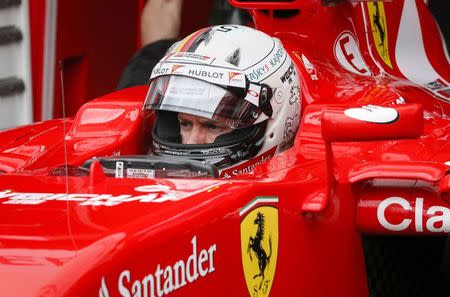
[143,76,262,129]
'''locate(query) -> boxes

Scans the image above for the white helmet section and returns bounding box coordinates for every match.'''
[148,25,301,176]
[166,25,277,70]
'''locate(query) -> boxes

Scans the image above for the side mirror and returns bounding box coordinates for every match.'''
[321,104,424,142]
[301,104,424,214]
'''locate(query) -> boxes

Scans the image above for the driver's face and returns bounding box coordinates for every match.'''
[178,113,233,144]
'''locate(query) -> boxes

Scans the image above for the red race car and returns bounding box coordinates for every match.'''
[0,0,449,296]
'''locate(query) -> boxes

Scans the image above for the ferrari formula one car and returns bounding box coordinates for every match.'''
[0,0,449,296]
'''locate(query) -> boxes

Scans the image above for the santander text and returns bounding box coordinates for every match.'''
[118,236,216,297]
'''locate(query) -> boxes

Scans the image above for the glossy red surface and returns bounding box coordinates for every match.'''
[0,0,449,296]
[321,104,424,142]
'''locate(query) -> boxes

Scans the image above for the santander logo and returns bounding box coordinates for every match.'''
[377,197,450,233]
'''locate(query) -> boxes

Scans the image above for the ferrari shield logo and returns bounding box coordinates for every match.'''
[367,2,393,69]
[240,197,279,297]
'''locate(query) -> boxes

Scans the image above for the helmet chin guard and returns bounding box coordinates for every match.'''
[150,111,267,169]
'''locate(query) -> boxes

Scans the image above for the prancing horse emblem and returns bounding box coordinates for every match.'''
[248,212,272,290]
[367,2,393,69]
[240,199,278,297]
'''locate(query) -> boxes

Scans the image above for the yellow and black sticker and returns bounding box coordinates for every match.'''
[367,2,393,69]
[240,197,278,297]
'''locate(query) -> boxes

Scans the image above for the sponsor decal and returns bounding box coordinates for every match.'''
[116,161,124,178]
[171,64,185,74]
[99,277,110,297]
[240,197,279,297]
[228,71,242,82]
[188,69,224,80]
[200,147,229,155]
[110,236,216,297]
[220,147,277,178]
[367,2,393,69]
[167,52,215,64]
[161,149,189,156]
[426,79,447,90]
[246,41,287,82]
[378,197,450,233]
[0,190,181,206]
[334,31,372,76]
[153,63,246,88]
[344,105,398,123]
[425,79,450,99]
[244,83,262,106]
[299,53,318,81]
[174,52,210,60]
[151,65,170,77]
[279,62,296,84]
[126,168,155,179]
[247,64,271,82]
[268,46,286,69]
[394,0,450,102]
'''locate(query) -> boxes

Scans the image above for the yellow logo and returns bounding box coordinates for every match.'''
[171,64,184,73]
[367,2,393,69]
[228,72,241,81]
[240,198,278,297]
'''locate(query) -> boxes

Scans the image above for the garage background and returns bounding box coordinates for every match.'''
[0,0,230,129]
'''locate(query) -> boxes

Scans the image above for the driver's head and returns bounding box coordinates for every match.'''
[144,25,301,177]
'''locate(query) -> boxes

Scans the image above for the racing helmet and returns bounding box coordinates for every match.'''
[143,25,301,177]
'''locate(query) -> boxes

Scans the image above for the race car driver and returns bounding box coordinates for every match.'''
[118,0,302,175]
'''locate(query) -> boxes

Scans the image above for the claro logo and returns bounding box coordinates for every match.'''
[377,197,450,233]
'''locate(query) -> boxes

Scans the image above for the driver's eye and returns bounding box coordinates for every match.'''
[205,123,230,134]
[179,120,192,129]
[206,123,220,130]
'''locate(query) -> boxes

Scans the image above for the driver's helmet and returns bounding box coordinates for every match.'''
[143,25,301,178]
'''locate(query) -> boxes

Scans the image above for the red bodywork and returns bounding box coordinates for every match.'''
[0,1,449,296]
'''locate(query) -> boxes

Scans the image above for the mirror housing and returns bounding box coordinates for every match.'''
[301,104,424,214]
[321,104,424,142]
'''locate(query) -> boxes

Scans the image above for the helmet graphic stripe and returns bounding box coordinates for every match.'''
[176,27,211,53]
[186,28,213,53]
